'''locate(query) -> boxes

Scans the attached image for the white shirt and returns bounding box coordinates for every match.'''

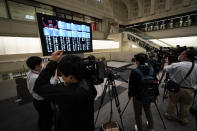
[164,61,197,89]
[26,70,58,100]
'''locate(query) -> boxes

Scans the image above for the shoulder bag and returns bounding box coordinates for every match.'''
[166,62,195,92]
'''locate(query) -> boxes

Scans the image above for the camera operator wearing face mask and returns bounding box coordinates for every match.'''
[34,50,97,131]
[163,48,197,125]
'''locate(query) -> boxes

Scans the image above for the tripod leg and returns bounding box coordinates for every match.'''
[109,85,113,122]
[154,102,167,129]
[163,88,168,102]
[94,81,109,126]
[112,85,120,108]
[176,104,179,117]
[121,99,131,116]
[112,84,125,131]
[119,112,125,131]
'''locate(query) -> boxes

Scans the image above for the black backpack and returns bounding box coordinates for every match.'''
[135,67,159,103]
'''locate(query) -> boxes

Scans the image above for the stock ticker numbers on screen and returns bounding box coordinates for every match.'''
[37,13,92,56]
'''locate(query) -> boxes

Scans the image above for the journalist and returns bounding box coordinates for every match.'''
[163,48,197,125]
[34,50,97,131]
[26,56,58,131]
[128,53,159,131]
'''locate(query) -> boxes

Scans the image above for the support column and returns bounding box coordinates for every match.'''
[183,0,191,7]
[150,0,155,15]
[165,0,171,11]
[138,0,143,17]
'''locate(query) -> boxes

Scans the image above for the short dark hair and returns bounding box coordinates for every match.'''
[134,53,148,65]
[185,48,197,62]
[177,46,187,55]
[26,56,42,70]
[57,55,85,80]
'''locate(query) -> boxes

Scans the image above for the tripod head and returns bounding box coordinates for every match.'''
[105,68,128,83]
[95,67,125,131]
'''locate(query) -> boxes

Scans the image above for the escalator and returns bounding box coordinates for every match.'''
[120,27,173,52]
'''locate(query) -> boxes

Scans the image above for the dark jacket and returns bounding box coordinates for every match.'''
[128,65,159,100]
[34,61,97,131]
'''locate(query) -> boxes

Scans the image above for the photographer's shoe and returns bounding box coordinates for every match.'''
[179,119,188,126]
[146,121,154,131]
[146,121,149,126]
[164,112,172,120]
[134,124,138,131]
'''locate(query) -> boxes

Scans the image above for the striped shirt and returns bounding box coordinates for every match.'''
[164,61,197,89]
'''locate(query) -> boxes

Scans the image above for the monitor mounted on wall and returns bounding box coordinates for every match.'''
[36,13,92,56]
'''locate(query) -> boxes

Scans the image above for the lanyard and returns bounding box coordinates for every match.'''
[31,70,40,75]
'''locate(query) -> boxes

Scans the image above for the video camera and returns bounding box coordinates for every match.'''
[57,55,105,85]
[147,46,187,74]
[158,47,179,64]
[145,47,179,74]
[83,55,105,85]
[83,56,128,84]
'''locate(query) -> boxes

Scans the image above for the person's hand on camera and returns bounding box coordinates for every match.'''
[51,50,63,62]
[54,69,58,79]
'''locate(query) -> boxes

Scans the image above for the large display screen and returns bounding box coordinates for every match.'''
[37,13,92,56]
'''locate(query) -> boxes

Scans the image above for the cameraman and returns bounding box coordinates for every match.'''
[128,53,159,131]
[163,48,197,125]
[34,50,97,131]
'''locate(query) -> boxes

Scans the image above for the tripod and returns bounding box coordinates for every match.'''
[94,72,125,131]
[159,71,179,116]
[120,98,167,130]
[158,71,168,102]
[154,101,167,129]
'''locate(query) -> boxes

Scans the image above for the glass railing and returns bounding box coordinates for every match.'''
[120,27,172,48]
[119,27,160,51]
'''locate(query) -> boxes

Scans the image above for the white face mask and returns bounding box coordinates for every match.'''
[178,56,181,61]
[41,63,45,69]
[38,63,45,72]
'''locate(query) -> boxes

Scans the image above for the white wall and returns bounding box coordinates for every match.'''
[107,33,146,62]
[0,36,41,55]
[0,37,120,56]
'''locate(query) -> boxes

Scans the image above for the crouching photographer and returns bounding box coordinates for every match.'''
[34,50,97,131]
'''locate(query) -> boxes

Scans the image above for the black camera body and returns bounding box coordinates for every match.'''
[159,48,178,64]
[145,47,179,74]
[56,55,105,85]
[83,55,105,85]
